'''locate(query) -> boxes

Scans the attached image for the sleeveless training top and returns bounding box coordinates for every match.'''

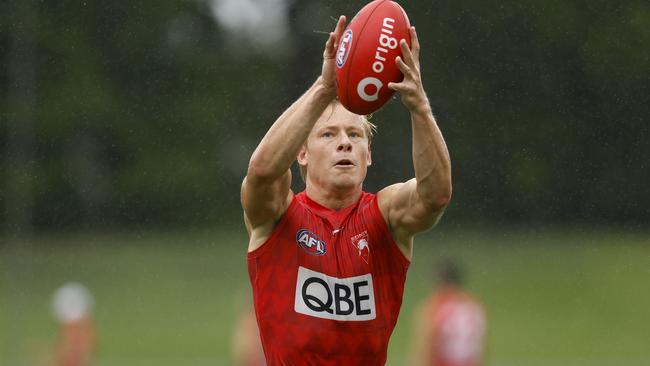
[248,191,410,365]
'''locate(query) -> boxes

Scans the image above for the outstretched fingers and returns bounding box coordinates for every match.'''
[390,26,427,109]
[324,32,336,59]
[400,39,417,70]
[388,57,410,92]
[325,15,347,59]
[395,56,412,77]
[388,81,407,92]
[333,15,347,39]
[409,26,420,62]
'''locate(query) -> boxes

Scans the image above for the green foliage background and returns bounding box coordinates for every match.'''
[2,0,648,229]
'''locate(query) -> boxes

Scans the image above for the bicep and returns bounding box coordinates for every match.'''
[241,169,292,228]
[380,178,446,236]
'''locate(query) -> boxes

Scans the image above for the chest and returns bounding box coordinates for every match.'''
[288,207,380,276]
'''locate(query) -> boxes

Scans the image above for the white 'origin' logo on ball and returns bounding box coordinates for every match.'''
[357,77,383,102]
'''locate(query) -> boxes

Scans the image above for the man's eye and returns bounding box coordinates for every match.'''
[323,132,333,138]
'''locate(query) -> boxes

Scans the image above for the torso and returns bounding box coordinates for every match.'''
[247,191,410,365]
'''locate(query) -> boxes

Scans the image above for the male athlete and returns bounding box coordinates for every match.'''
[241,15,452,365]
[409,261,487,366]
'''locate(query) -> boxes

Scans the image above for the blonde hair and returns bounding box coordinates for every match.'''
[298,100,376,182]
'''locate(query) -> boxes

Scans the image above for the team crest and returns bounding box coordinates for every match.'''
[296,229,326,256]
[350,231,370,264]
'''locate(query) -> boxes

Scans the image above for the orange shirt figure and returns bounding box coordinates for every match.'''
[52,283,95,366]
[410,261,486,366]
[232,308,266,366]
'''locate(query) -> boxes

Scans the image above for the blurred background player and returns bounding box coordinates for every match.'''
[231,290,266,366]
[51,282,95,366]
[409,260,487,366]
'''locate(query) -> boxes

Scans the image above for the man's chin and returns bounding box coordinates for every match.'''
[330,177,360,191]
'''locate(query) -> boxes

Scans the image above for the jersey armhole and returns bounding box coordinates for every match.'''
[247,195,299,260]
[371,194,411,268]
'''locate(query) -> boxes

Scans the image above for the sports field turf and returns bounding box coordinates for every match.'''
[1,227,649,365]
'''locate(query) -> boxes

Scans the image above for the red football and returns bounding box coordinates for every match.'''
[335,0,411,115]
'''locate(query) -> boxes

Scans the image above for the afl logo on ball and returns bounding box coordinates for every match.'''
[296,229,326,256]
[336,30,353,68]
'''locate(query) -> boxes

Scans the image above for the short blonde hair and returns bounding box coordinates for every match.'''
[298,100,376,182]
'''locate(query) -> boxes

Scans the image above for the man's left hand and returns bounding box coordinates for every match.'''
[388,27,430,114]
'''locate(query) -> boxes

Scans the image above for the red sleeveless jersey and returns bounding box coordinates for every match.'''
[248,191,410,365]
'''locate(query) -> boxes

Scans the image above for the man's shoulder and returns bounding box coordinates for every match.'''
[245,190,296,253]
[375,182,409,210]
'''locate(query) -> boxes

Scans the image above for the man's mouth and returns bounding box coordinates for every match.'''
[334,159,354,167]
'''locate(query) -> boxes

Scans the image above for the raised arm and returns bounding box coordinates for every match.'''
[379,27,452,258]
[241,16,347,243]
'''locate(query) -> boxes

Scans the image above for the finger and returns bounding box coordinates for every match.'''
[388,81,408,92]
[323,32,336,58]
[330,16,347,52]
[400,39,416,69]
[410,26,420,60]
[333,15,347,39]
[395,56,412,76]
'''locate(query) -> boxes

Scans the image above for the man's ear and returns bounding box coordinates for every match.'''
[297,145,308,166]
[367,143,372,167]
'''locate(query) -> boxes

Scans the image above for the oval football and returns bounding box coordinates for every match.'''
[335,0,411,115]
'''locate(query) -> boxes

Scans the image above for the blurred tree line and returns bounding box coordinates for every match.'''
[1,0,648,233]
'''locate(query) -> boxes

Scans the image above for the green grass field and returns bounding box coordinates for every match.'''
[1,227,649,365]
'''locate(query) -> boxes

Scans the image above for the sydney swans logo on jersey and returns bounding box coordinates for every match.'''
[296,229,326,256]
[294,266,376,321]
[336,30,353,68]
[351,230,370,264]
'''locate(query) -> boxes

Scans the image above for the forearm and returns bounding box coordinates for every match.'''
[411,104,452,207]
[248,77,334,180]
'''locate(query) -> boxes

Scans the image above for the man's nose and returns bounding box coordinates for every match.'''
[337,134,352,152]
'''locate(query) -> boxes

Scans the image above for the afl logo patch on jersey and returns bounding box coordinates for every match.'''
[296,229,326,256]
[294,266,376,321]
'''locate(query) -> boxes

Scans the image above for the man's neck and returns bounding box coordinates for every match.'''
[305,184,363,211]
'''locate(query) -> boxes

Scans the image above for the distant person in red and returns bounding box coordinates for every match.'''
[231,292,266,366]
[51,282,95,366]
[241,12,452,366]
[409,261,487,366]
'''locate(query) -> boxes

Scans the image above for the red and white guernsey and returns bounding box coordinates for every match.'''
[248,191,410,365]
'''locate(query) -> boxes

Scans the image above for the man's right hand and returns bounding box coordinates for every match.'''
[321,15,347,97]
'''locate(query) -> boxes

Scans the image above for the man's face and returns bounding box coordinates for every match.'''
[298,104,372,192]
